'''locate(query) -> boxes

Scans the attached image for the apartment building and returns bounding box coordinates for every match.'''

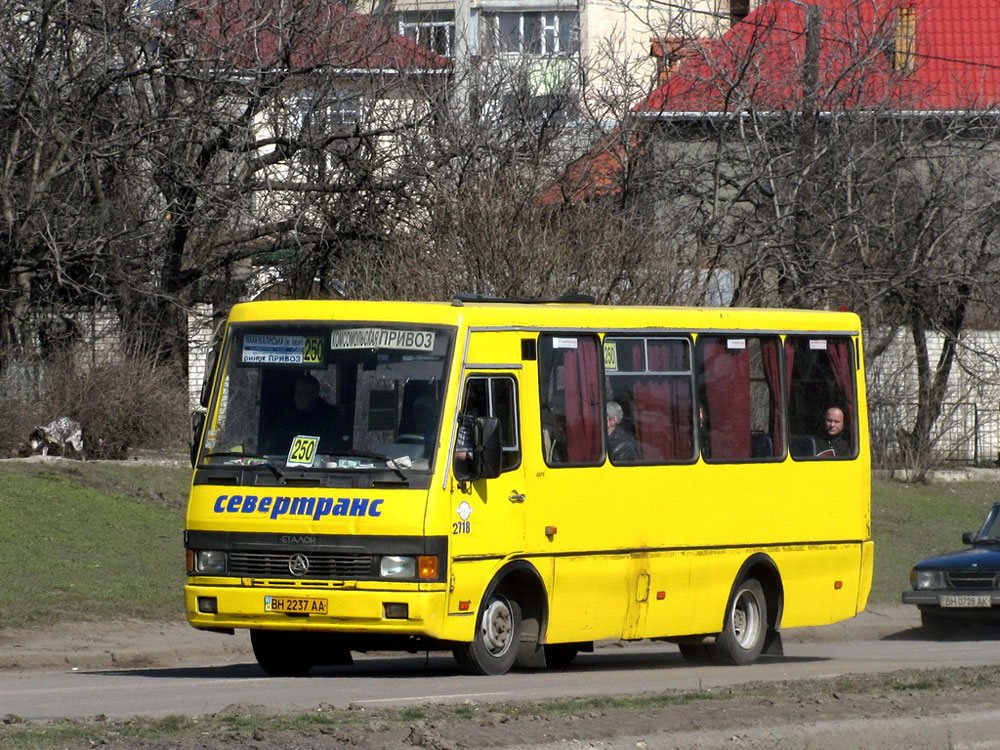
[372,0,751,105]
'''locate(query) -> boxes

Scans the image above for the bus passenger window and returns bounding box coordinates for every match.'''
[603,337,694,464]
[785,336,858,459]
[696,336,783,462]
[538,335,602,466]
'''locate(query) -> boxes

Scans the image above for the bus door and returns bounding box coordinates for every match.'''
[446,368,526,613]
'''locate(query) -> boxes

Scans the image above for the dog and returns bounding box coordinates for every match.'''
[27,417,84,459]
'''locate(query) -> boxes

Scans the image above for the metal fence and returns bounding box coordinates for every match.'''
[869,400,1000,467]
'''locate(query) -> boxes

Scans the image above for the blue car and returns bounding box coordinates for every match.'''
[902,502,1000,634]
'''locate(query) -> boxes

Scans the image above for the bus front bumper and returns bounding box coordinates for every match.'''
[185,581,450,638]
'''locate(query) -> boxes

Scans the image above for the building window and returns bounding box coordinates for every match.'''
[291,93,362,177]
[400,11,455,57]
[480,11,579,57]
[729,0,749,24]
[894,6,916,72]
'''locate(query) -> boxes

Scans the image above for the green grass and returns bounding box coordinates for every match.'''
[870,478,996,604]
[0,460,189,629]
[0,460,996,629]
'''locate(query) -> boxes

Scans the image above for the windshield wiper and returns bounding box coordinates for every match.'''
[329,449,409,481]
[202,451,285,478]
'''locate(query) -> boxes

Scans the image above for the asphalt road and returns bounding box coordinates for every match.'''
[5,632,1000,721]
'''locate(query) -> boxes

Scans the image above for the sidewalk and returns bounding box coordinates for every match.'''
[0,605,920,672]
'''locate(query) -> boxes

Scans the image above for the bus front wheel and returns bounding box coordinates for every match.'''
[250,629,314,676]
[453,589,522,675]
[711,579,767,666]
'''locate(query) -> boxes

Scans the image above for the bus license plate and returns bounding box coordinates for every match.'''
[264,596,328,614]
[939,595,991,608]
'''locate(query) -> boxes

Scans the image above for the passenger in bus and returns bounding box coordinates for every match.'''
[815,406,850,457]
[606,400,638,462]
[279,373,350,454]
[406,395,439,451]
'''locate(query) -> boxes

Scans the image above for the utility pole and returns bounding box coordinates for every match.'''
[785,3,822,304]
[453,0,472,120]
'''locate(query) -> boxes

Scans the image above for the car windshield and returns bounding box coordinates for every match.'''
[199,323,454,472]
[973,505,1000,543]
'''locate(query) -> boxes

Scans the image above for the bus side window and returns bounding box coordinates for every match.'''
[538,335,602,466]
[696,335,783,462]
[785,336,858,459]
[604,336,695,464]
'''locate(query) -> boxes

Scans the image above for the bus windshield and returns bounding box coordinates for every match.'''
[199,323,454,472]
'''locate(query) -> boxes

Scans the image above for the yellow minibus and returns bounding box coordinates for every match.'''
[185,296,872,675]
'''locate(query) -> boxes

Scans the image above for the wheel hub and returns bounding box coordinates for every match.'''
[481,597,513,655]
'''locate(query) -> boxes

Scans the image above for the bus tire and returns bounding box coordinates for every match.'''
[453,589,521,675]
[711,578,767,666]
[250,629,314,676]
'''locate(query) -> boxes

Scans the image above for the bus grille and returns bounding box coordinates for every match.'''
[229,551,375,579]
[947,571,998,589]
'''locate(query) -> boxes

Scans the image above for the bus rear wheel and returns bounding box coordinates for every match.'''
[453,589,522,675]
[711,579,767,666]
[250,630,314,676]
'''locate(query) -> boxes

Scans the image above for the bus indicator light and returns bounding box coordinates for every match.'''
[656,591,666,600]
[834,580,843,589]
[418,556,438,579]
[459,600,471,611]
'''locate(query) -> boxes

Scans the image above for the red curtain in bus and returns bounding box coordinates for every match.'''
[828,338,856,439]
[563,338,602,462]
[632,341,692,460]
[702,339,751,459]
[760,338,784,456]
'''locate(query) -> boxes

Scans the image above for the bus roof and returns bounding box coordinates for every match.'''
[225,299,862,334]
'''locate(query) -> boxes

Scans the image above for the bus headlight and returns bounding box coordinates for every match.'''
[196,550,227,574]
[911,569,945,590]
[380,556,416,579]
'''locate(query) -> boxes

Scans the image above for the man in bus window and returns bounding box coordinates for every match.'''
[281,373,350,454]
[816,406,850,457]
[606,400,638,462]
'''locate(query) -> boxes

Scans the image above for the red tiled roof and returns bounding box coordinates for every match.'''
[638,0,1000,115]
[179,0,449,72]
[536,130,643,205]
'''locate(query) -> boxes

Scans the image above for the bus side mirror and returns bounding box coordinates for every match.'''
[191,411,206,467]
[477,417,503,479]
[199,349,218,408]
[454,416,503,483]
[963,531,976,545]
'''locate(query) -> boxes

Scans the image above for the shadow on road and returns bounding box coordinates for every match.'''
[87,647,832,680]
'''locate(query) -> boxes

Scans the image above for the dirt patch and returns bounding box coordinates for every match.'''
[0,620,252,671]
[4,668,1000,749]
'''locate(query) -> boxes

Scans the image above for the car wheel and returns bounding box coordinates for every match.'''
[710,579,767,665]
[453,588,522,675]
